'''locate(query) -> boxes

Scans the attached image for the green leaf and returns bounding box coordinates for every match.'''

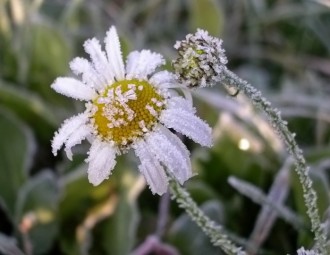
[0,81,57,141]
[98,169,140,255]
[26,24,72,105]
[0,108,35,216]
[168,200,224,255]
[15,170,60,255]
[189,0,224,36]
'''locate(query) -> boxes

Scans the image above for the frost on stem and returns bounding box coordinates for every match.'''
[221,68,328,255]
[166,171,246,255]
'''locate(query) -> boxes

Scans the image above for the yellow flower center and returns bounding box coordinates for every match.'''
[91,79,165,147]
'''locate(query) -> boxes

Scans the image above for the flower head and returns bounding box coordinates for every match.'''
[51,26,212,195]
[172,29,228,88]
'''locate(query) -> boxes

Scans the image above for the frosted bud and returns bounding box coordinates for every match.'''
[172,29,228,88]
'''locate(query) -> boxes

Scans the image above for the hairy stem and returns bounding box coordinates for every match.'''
[222,68,328,254]
[167,172,246,255]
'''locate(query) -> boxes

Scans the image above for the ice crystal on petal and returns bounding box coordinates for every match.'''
[160,108,212,147]
[105,27,125,80]
[84,38,114,84]
[145,126,192,184]
[64,125,92,160]
[69,57,107,91]
[86,139,117,186]
[134,140,168,195]
[51,26,213,193]
[173,29,228,88]
[149,70,177,88]
[126,50,165,79]
[51,77,97,101]
[52,113,89,155]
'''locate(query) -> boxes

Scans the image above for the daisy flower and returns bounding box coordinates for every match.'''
[51,26,212,195]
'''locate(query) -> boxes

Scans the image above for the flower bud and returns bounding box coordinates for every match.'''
[173,29,228,88]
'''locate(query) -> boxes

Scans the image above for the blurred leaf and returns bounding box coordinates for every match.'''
[189,0,224,36]
[0,80,57,140]
[98,169,141,255]
[27,24,72,105]
[58,164,116,255]
[0,108,35,216]
[168,200,224,255]
[0,232,24,255]
[186,179,218,204]
[15,170,60,255]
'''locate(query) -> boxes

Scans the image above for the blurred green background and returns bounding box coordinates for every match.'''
[1,0,330,254]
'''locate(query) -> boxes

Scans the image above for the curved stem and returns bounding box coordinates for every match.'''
[221,68,328,254]
[167,171,246,255]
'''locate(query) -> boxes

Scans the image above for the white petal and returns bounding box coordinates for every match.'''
[134,140,168,195]
[64,124,93,160]
[83,38,114,84]
[70,57,106,91]
[126,50,165,79]
[145,126,192,184]
[167,96,196,113]
[86,139,118,186]
[51,77,97,100]
[52,113,89,155]
[104,26,125,80]
[149,71,177,88]
[160,108,212,147]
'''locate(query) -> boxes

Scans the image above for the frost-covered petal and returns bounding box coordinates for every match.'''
[160,108,212,147]
[149,71,176,88]
[70,57,106,91]
[83,38,114,84]
[64,124,93,160]
[51,77,97,100]
[134,140,168,195]
[52,113,89,156]
[167,96,195,113]
[126,50,165,79]
[86,139,118,186]
[104,26,125,80]
[145,125,191,184]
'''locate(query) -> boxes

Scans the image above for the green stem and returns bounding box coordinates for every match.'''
[222,68,328,255]
[167,172,246,255]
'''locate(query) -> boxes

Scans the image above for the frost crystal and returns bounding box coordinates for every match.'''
[173,29,228,88]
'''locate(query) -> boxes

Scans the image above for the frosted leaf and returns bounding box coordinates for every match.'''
[104,26,125,80]
[64,124,93,160]
[296,247,319,255]
[167,96,196,113]
[134,140,168,195]
[126,50,165,79]
[51,77,97,101]
[69,57,106,91]
[160,108,212,147]
[149,70,177,88]
[145,125,192,184]
[52,113,89,155]
[83,38,114,84]
[86,139,117,186]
